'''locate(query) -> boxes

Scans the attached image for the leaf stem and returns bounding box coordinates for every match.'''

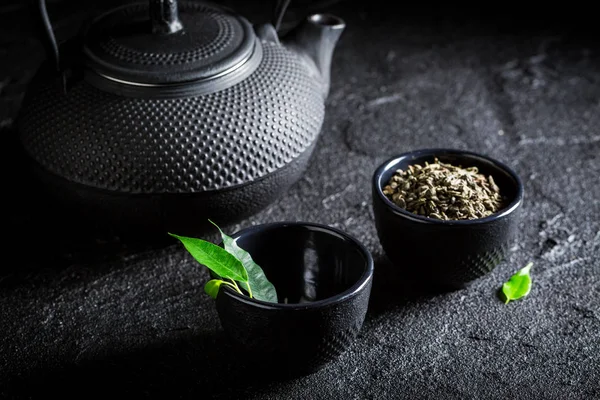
[221,281,240,293]
[229,278,244,295]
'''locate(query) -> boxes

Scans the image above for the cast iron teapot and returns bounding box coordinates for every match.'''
[17,0,345,236]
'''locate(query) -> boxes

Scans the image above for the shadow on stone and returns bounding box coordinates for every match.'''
[496,286,510,304]
[366,254,463,316]
[1,330,287,399]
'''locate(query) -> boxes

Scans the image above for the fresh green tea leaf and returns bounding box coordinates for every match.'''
[209,220,278,303]
[502,262,533,304]
[204,279,225,299]
[169,233,249,282]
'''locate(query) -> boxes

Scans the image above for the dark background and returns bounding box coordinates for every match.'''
[1,0,599,399]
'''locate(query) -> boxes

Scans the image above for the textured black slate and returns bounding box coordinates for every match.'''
[1,1,599,399]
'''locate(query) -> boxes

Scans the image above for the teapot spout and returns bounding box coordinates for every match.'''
[284,14,345,98]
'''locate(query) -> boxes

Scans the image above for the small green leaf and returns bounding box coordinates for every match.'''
[204,279,225,299]
[210,220,278,303]
[502,262,533,304]
[168,233,248,282]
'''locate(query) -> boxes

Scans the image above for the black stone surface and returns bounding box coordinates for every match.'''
[1,1,599,399]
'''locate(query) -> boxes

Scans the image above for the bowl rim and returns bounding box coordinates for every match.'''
[218,221,374,310]
[373,148,524,225]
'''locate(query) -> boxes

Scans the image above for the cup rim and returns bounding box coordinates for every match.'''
[373,148,524,225]
[218,221,374,310]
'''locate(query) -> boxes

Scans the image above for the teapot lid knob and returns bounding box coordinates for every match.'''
[150,0,183,35]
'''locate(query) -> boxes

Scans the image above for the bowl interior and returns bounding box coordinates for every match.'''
[232,223,371,304]
[375,149,522,221]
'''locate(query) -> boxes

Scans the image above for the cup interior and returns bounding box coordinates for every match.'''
[375,149,523,221]
[231,223,372,305]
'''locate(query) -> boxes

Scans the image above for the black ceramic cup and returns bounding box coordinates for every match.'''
[372,148,524,290]
[214,222,374,376]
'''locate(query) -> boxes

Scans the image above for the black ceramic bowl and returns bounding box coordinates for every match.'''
[214,222,374,376]
[372,148,524,290]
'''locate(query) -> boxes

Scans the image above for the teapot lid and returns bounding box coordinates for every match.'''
[83,1,257,85]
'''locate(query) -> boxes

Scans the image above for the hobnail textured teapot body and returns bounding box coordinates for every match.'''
[17,1,345,236]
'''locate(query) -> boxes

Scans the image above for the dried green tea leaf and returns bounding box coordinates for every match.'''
[502,262,533,304]
[169,233,248,283]
[382,158,504,220]
[210,220,278,303]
